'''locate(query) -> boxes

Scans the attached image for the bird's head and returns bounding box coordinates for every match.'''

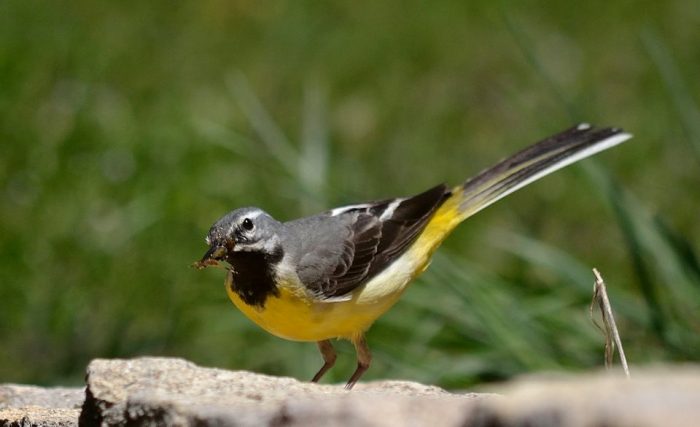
[194,207,281,269]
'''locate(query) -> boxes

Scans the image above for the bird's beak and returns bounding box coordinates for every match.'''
[193,245,227,270]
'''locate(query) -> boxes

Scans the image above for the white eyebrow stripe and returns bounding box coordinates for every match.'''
[330,203,372,216]
[245,210,265,220]
[379,198,404,221]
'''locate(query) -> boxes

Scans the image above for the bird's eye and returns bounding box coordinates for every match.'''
[241,218,254,231]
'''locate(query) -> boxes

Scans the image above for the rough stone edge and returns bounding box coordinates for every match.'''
[78,377,109,426]
[0,406,80,427]
[0,385,84,410]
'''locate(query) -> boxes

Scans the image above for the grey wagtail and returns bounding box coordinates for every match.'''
[195,123,631,389]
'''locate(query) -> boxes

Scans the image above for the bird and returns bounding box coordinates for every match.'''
[195,123,631,389]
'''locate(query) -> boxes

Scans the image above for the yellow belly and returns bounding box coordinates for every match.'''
[226,276,408,341]
[225,193,463,342]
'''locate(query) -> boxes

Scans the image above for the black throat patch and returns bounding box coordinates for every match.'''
[226,248,283,308]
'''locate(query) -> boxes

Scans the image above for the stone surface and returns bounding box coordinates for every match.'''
[81,357,485,426]
[4,358,700,426]
[0,384,83,426]
[468,367,700,427]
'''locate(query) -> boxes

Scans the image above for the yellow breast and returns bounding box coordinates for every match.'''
[225,193,462,342]
[226,272,409,342]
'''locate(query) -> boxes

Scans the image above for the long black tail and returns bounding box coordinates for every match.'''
[455,124,631,219]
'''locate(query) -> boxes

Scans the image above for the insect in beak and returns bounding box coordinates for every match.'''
[193,245,227,270]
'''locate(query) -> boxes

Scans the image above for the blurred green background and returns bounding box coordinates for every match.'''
[2,1,699,388]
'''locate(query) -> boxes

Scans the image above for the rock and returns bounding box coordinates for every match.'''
[0,384,83,426]
[0,407,80,427]
[5,357,700,426]
[467,367,700,427]
[80,357,487,426]
[0,385,83,410]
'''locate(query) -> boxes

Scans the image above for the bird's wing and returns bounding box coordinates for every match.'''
[291,184,449,299]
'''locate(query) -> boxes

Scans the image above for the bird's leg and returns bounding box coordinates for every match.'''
[345,334,371,390]
[311,339,337,383]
